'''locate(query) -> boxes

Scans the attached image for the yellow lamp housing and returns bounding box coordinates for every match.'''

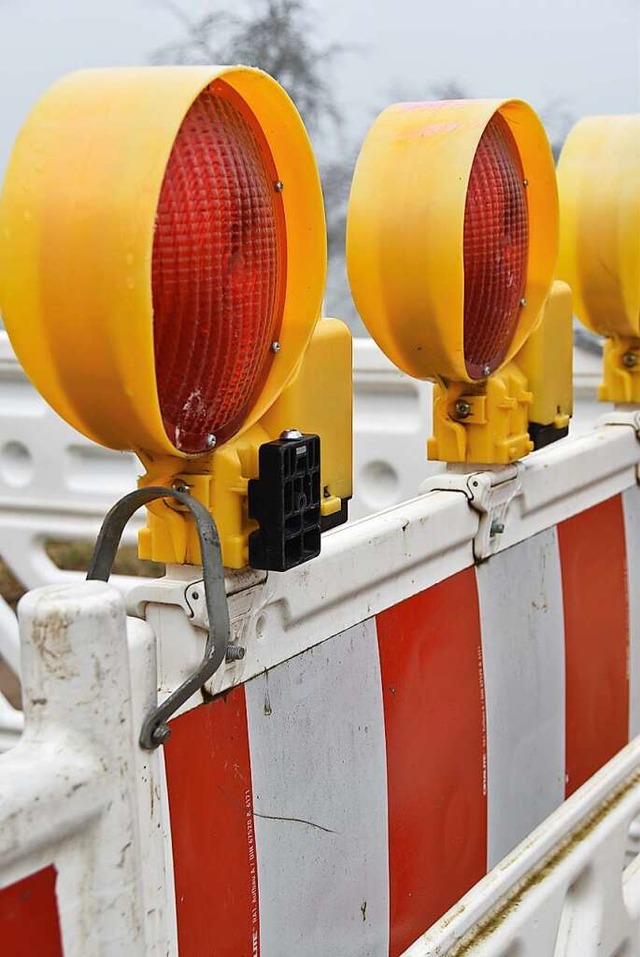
[0,67,352,570]
[557,114,640,405]
[428,282,573,462]
[347,98,560,464]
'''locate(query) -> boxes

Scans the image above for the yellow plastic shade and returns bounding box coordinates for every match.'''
[0,66,327,458]
[346,98,558,383]
[557,114,640,338]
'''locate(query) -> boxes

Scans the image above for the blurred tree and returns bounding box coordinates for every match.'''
[152,0,343,136]
[430,79,469,100]
[538,97,574,161]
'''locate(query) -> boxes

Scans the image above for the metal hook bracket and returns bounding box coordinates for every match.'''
[86,486,233,750]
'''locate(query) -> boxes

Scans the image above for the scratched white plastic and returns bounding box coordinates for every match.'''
[401,737,640,957]
[0,581,177,954]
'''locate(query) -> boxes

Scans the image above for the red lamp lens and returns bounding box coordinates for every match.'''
[463,113,528,379]
[152,81,285,453]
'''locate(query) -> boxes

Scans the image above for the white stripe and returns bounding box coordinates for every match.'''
[623,485,640,738]
[476,527,566,868]
[245,619,389,957]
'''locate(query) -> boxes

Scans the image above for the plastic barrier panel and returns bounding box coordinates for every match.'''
[120,411,640,956]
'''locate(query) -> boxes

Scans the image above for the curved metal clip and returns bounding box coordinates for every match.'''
[86,486,231,750]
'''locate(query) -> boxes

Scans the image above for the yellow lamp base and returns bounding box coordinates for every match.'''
[428,364,534,465]
[137,319,353,569]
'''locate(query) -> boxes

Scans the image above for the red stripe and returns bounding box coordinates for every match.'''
[377,568,487,957]
[559,495,629,797]
[165,688,259,956]
[0,866,63,956]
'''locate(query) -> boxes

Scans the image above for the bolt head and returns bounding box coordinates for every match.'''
[225,645,246,662]
[454,400,472,419]
[274,180,284,192]
[623,352,638,369]
[482,364,491,378]
[206,434,217,449]
[152,724,171,747]
[519,298,527,307]
[271,341,281,353]
[280,429,303,440]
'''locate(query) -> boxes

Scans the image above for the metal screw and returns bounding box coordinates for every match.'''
[523,178,529,187]
[490,520,505,537]
[172,481,189,493]
[152,724,171,746]
[206,433,217,449]
[482,364,491,378]
[271,341,281,353]
[519,297,527,307]
[274,180,284,192]
[454,400,472,419]
[623,352,638,369]
[226,645,246,662]
[280,429,303,440]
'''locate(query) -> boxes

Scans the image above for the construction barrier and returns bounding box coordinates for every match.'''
[1,411,636,955]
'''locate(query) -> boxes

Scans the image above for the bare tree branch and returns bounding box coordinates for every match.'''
[151,0,344,135]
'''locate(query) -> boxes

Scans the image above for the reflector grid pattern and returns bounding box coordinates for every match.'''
[463,114,528,379]
[152,85,282,452]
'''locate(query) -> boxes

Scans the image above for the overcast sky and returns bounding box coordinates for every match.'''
[0,0,637,172]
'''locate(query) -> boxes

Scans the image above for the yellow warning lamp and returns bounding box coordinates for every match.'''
[347,98,568,464]
[0,67,352,570]
[557,114,640,404]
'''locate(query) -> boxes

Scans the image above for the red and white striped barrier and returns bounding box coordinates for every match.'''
[160,484,639,956]
[1,415,639,955]
[123,415,635,956]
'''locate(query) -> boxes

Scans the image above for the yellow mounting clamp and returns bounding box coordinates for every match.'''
[429,281,573,462]
[428,366,534,465]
